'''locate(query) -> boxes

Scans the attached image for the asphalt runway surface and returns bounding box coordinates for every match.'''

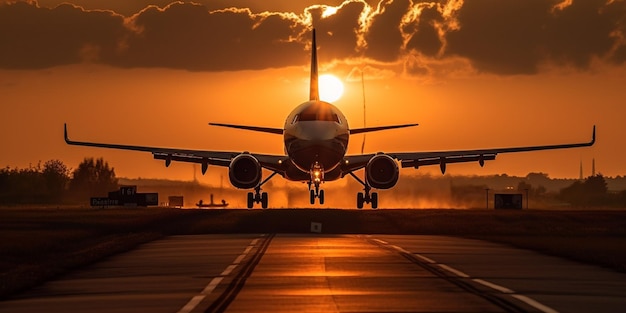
[2,234,626,313]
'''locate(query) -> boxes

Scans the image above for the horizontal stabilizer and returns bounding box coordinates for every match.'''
[209,123,284,135]
[350,123,418,135]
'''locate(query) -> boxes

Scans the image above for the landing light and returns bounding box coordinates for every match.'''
[313,170,322,183]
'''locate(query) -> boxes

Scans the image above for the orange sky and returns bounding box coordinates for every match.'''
[1,0,625,184]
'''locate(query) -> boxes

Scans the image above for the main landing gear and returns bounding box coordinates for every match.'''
[349,172,378,209]
[246,172,278,209]
[247,186,268,209]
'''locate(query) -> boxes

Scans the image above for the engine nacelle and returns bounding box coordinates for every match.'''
[228,154,262,189]
[365,154,399,189]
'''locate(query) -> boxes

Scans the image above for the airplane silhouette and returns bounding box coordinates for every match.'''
[65,29,595,209]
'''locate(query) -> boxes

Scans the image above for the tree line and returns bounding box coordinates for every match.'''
[558,174,626,207]
[1,157,626,207]
[0,158,118,205]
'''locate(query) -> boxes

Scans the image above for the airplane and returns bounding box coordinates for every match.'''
[64,29,596,209]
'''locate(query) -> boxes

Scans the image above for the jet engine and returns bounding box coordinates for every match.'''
[365,154,399,189]
[228,154,262,189]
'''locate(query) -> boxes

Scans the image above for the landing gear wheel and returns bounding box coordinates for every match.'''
[247,192,254,209]
[371,192,378,209]
[261,192,268,209]
[357,192,364,209]
[319,190,325,205]
[310,190,315,204]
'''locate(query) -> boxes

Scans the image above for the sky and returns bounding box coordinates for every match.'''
[1,0,625,186]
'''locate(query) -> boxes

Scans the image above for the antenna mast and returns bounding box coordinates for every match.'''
[360,69,367,154]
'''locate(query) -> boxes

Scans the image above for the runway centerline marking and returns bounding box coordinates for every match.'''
[176,235,264,313]
[370,236,560,313]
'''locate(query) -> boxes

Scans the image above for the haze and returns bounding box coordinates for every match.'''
[1,0,624,184]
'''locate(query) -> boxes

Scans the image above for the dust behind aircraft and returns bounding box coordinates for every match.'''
[65,29,596,209]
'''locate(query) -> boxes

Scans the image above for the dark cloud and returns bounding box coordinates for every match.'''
[0,1,126,69]
[1,0,625,75]
[307,1,366,61]
[445,0,626,74]
[118,3,306,71]
[363,0,411,62]
[405,4,444,58]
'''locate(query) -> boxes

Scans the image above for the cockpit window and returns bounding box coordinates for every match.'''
[296,104,341,123]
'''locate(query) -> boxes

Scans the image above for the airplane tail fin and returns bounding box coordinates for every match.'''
[310,29,319,101]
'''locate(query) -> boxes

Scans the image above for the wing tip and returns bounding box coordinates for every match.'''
[64,123,69,143]
[591,125,596,145]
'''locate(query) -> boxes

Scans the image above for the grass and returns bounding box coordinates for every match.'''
[1,207,625,299]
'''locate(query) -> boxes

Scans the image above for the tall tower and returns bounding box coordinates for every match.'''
[579,160,583,180]
[592,158,596,177]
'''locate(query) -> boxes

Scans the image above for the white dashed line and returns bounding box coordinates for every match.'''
[391,245,411,254]
[370,237,560,313]
[221,264,237,276]
[437,264,470,278]
[244,246,253,254]
[413,253,436,264]
[177,295,205,313]
[201,277,223,294]
[176,236,263,313]
[234,254,246,264]
[472,278,514,294]
[512,295,559,313]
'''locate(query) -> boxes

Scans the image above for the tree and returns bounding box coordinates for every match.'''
[42,159,70,202]
[559,174,608,206]
[69,158,118,201]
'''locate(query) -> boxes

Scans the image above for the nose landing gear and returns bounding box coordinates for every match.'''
[308,182,325,205]
[308,162,325,205]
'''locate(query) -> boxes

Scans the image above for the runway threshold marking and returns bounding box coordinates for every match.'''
[369,236,560,313]
[176,235,268,313]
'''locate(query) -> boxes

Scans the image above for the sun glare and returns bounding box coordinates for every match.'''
[319,74,344,102]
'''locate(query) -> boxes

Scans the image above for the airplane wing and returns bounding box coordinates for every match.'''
[209,123,284,135]
[345,126,596,174]
[63,124,286,171]
[350,123,418,135]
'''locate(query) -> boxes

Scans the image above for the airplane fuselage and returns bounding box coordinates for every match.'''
[283,100,349,181]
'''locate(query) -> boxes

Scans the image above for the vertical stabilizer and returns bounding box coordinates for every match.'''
[310,29,319,101]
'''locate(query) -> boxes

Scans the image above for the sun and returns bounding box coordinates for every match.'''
[318,74,344,103]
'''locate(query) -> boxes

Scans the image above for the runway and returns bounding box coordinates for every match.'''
[2,234,626,312]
